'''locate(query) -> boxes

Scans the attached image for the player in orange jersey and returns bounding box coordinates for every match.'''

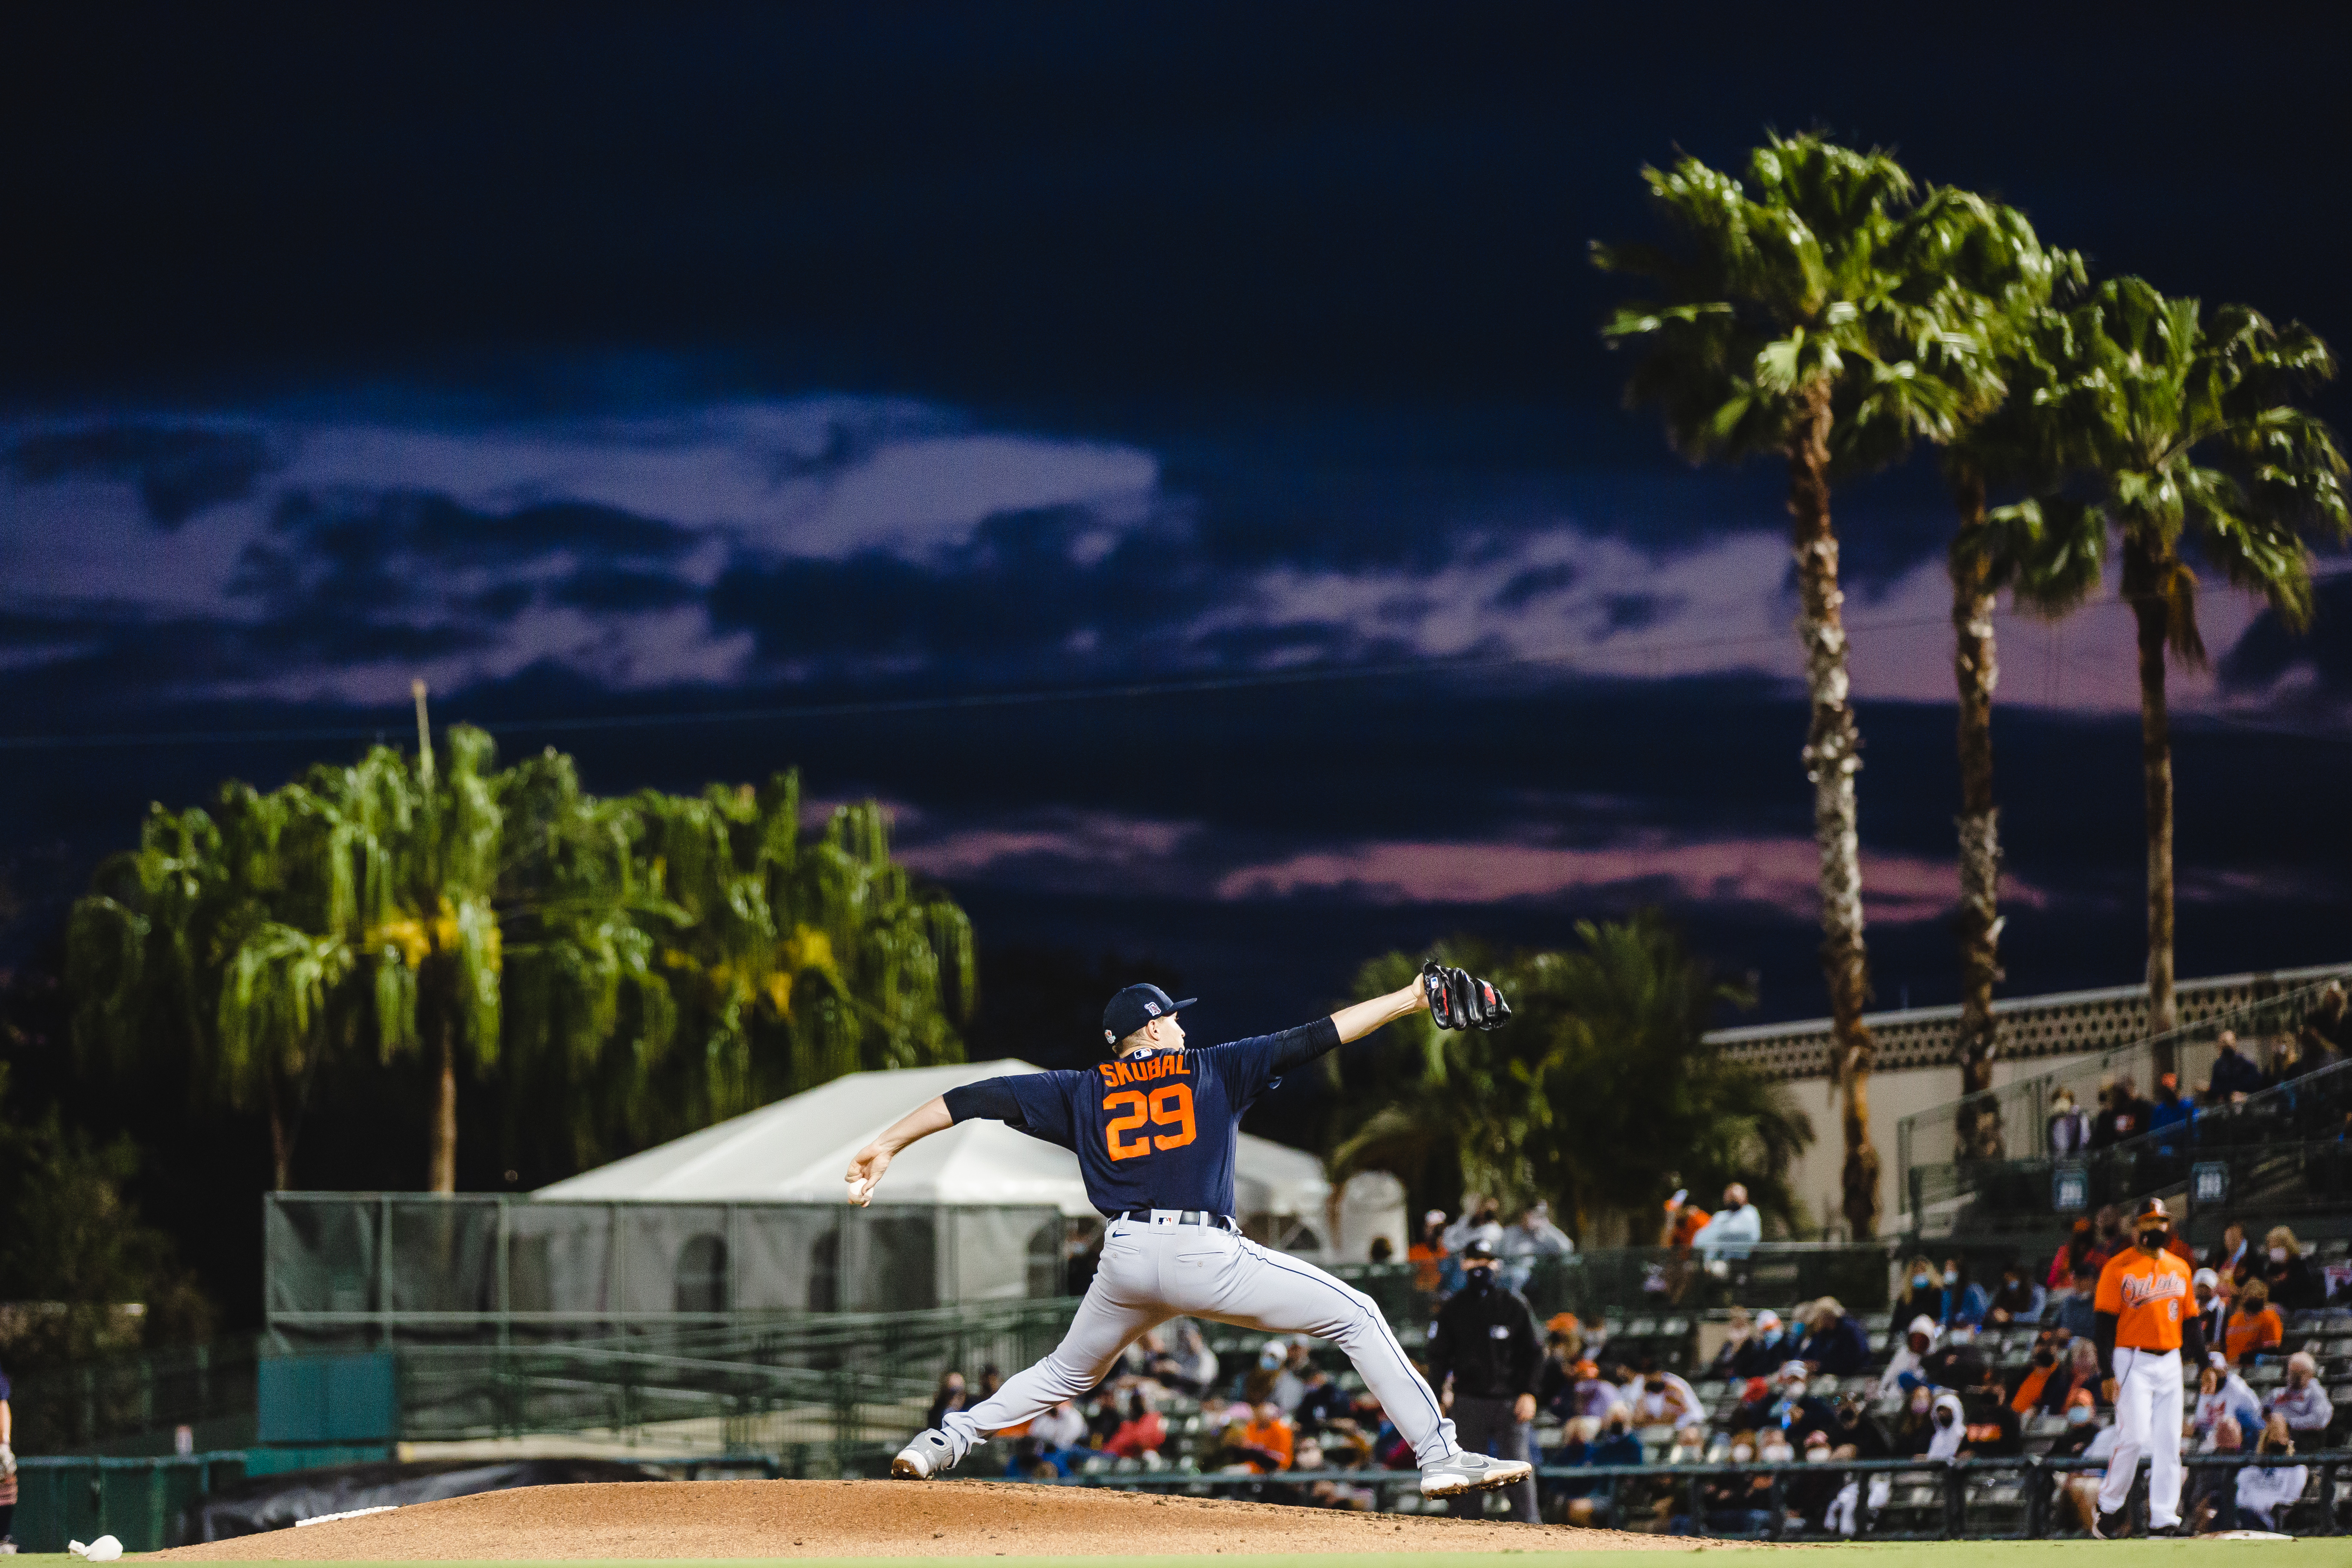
[2089,1196,2207,1537]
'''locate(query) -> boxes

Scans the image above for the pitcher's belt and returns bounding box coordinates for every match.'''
[1118,1208,1239,1232]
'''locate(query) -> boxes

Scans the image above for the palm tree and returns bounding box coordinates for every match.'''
[1595,135,1994,1236]
[627,779,976,1145]
[1846,193,2085,1157]
[1995,280,2349,1065]
[1329,920,1809,1242]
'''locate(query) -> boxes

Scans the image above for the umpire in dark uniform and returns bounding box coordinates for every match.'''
[1424,1238,1543,1521]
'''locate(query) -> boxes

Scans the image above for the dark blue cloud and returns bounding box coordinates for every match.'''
[8,425,278,526]
[2220,574,2352,701]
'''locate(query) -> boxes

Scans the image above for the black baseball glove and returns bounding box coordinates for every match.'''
[1421,959,1512,1031]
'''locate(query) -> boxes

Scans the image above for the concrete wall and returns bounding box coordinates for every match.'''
[1781,1052,2067,1238]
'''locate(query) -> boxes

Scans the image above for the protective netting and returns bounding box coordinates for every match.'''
[267,1196,1064,1353]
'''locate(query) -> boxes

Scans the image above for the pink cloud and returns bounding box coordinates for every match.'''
[1214,835,2051,924]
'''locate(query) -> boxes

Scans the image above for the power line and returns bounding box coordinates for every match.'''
[2,615,1937,752]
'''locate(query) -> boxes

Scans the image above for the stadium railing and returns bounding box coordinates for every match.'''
[1906,1055,2352,1238]
[5,1337,263,1458]
[1894,970,2347,1229]
[1048,1451,2349,1538]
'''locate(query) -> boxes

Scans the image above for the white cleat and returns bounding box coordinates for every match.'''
[1419,1448,1534,1498]
[892,1428,958,1479]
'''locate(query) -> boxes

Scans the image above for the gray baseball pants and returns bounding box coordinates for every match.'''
[941,1212,1457,1465]
[1445,1396,1537,1521]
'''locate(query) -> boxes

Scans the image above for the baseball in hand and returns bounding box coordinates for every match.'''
[846,1175,871,1206]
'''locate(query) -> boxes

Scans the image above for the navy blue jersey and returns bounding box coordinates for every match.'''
[946,1019,1337,1216]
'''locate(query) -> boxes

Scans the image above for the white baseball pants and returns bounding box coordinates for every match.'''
[941,1214,1457,1465]
[2097,1346,2185,1527]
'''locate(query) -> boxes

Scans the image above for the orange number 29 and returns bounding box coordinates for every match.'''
[1103,1082,1197,1160]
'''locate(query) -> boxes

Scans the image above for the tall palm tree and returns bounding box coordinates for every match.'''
[1995,280,2349,1065]
[1595,135,1994,1236]
[1846,193,2085,1157]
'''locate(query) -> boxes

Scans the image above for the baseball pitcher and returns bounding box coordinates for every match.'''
[2091,1196,2206,1536]
[846,962,1533,1499]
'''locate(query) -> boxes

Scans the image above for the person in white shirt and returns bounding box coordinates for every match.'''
[1496,1200,1572,1289]
[2233,1414,2308,1532]
[1442,1195,1503,1257]
[1875,1316,1938,1410]
[1626,1363,1702,1430]
[2263,1351,2334,1445]
[1689,1183,1762,1261]
[2192,1352,2262,1450]
[1031,1398,1091,1451]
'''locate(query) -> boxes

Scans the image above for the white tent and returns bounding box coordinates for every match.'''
[538,1058,1333,1236]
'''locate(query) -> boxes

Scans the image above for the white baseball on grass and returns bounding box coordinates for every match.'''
[71,1536,124,1562]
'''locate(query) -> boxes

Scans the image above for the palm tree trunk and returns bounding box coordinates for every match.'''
[1948,466,2006,1162]
[2126,538,2180,1073]
[1787,380,1880,1239]
[429,1015,459,1193]
[265,1075,292,1192]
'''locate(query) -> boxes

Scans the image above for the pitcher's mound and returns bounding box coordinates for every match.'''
[154,1478,1751,1559]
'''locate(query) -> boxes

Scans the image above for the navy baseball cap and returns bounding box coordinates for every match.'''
[1102,983,1197,1047]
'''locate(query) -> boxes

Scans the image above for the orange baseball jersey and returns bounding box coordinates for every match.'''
[2094,1245,2193,1350]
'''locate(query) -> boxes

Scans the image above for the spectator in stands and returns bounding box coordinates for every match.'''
[1935,1259,1990,1329]
[2188,1413,2246,1534]
[2047,1218,2097,1293]
[2191,1352,2261,1450]
[1920,1323,1986,1393]
[2049,1388,2116,1532]
[1103,1392,1167,1460]
[1743,1362,1835,1446]
[2263,1227,2323,1311]
[1986,1260,2045,1326]
[1674,1431,1775,1537]
[1367,1236,1394,1263]
[2089,1080,2148,1149]
[1562,1408,1645,1528]
[2222,1278,2284,1366]
[2055,1262,2101,1337]
[1499,1200,1575,1272]
[1706,1307,1756,1380]
[1877,1317,1937,1407]
[1924,1391,1967,1461]
[1408,1210,1449,1296]
[1625,1357,1704,1432]
[1734,1309,1790,1378]
[2088,1204,2127,1269]
[2300,979,2349,1061]
[1689,1183,1762,1261]
[2269,1033,2306,1084]
[1293,1367,1348,1429]
[2041,1337,2104,1415]
[2007,1329,2061,1415]
[1893,1257,1944,1337]
[2216,1221,2250,1276]
[1889,1384,1938,1456]
[2191,1268,2225,1348]
[1217,1399,1295,1473]
[2048,1087,2092,1157]
[2207,1030,2266,1101]
[1167,1324,1218,1396]
[1239,1340,1287,1405]
[1442,1194,1502,1257]
[928,1370,970,1431]
[2232,1414,2307,1534]
[1958,1360,2022,1458]
[1799,1298,1871,1377]
[1274,1339,1315,1413]
[2265,1350,2333,1444]
[2146,1073,2194,1143]
[1660,1187,1711,1251]
[1536,1335,1583,1423]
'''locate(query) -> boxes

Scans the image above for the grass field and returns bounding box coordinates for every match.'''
[13,1546,2331,1568]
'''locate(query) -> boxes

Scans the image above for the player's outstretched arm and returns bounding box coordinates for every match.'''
[1330,978,1428,1044]
[844,1095,950,1206]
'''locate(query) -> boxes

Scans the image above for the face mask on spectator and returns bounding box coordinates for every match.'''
[2067,1405,2092,1427]
[2269,1247,2288,1263]
[1909,1391,1931,1416]
[1805,1443,1830,1462]
[1912,1273,1930,1289]
[1730,1443,1754,1462]
[1762,1442,1794,1463]
[1942,1269,1959,1285]
[1933,1408,1954,1429]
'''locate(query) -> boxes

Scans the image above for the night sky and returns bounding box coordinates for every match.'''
[5,4,2349,1050]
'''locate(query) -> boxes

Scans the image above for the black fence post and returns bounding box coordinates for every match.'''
[2317,1460,2339,1537]
[1942,1459,1964,1539]
[1766,1468,1785,1541]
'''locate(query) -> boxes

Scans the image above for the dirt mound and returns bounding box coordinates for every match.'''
[154,1477,1751,1558]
